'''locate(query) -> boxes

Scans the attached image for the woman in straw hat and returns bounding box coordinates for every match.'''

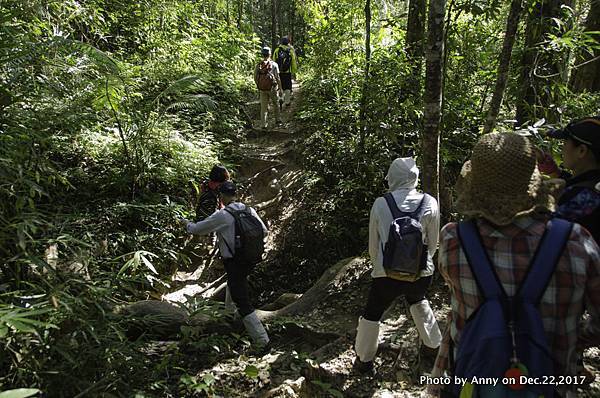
[428,132,600,398]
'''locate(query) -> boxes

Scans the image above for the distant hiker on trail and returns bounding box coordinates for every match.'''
[195,164,231,222]
[180,181,270,348]
[536,117,600,243]
[429,133,600,398]
[273,36,297,108]
[354,157,442,374]
[254,46,283,130]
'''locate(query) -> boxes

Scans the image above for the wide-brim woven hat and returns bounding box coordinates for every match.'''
[455,132,559,225]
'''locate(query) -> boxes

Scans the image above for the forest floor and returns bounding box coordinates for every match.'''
[157,83,600,398]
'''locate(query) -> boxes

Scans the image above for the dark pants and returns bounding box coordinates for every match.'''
[223,258,254,317]
[280,73,293,90]
[363,275,432,321]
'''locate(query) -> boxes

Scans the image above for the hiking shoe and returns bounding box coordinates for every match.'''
[418,345,439,373]
[247,341,272,357]
[353,358,375,376]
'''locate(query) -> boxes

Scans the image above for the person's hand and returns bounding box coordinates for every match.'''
[535,148,560,177]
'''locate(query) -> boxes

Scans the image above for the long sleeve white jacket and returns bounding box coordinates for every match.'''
[185,202,268,259]
[368,158,440,278]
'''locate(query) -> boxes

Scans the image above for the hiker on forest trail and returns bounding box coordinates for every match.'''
[180,181,270,348]
[354,157,442,374]
[536,117,600,243]
[254,46,283,129]
[195,164,231,222]
[429,133,600,398]
[273,37,297,108]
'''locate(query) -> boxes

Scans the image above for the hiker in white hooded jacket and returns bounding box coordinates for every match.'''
[354,157,442,373]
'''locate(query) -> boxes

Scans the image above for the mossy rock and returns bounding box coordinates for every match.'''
[118,300,189,340]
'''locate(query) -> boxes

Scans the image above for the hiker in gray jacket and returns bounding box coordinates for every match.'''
[180,181,269,347]
[354,157,442,373]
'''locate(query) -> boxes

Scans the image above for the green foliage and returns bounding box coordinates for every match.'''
[0,0,263,395]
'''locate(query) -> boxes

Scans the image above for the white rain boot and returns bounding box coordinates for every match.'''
[242,311,269,346]
[354,316,380,363]
[410,299,442,348]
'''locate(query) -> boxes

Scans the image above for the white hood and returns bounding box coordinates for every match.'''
[385,157,419,191]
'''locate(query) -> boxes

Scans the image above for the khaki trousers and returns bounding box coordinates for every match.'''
[259,89,281,128]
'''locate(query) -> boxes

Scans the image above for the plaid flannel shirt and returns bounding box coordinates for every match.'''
[431,216,600,393]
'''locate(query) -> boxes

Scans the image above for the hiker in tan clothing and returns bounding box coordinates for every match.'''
[254,46,283,129]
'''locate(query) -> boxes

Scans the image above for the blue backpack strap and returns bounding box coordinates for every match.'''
[518,218,573,303]
[457,220,505,300]
[383,193,403,219]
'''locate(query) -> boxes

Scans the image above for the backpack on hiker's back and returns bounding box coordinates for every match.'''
[257,61,276,91]
[447,218,573,398]
[381,193,430,282]
[224,205,266,264]
[276,46,292,73]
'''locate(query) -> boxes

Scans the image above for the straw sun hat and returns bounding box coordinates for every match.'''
[455,132,561,225]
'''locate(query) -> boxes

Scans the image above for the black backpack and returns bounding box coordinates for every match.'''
[382,193,429,281]
[223,206,266,263]
[276,47,291,72]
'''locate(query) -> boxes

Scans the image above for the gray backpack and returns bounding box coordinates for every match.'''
[224,206,266,264]
[382,193,429,281]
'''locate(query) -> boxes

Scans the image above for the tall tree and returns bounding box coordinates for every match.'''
[421,0,446,201]
[406,0,427,91]
[271,0,277,50]
[359,0,372,150]
[237,0,243,28]
[482,0,524,134]
[515,0,563,124]
[570,0,600,92]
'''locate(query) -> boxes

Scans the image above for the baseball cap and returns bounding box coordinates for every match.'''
[219,181,237,195]
[548,117,600,149]
[261,46,271,56]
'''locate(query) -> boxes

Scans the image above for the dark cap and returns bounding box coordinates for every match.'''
[219,181,237,195]
[261,46,271,56]
[209,164,229,182]
[281,37,289,45]
[548,117,600,149]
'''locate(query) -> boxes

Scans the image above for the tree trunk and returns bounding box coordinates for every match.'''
[421,0,446,202]
[120,258,366,339]
[237,0,243,28]
[359,0,372,151]
[277,0,283,38]
[570,0,600,92]
[406,0,427,92]
[271,0,277,51]
[482,0,523,134]
[515,0,563,124]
